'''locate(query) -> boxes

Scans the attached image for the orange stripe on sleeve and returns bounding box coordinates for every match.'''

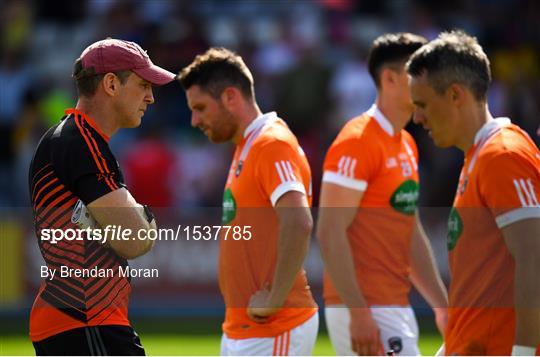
[36,184,65,210]
[74,115,117,191]
[33,176,59,204]
[79,119,119,190]
[32,171,54,201]
[31,163,52,187]
[37,194,76,223]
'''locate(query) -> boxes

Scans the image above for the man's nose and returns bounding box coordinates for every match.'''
[145,88,155,104]
[191,113,200,128]
[412,111,424,125]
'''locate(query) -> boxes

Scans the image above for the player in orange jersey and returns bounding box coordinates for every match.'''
[408,30,540,356]
[178,48,318,356]
[317,33,448,356]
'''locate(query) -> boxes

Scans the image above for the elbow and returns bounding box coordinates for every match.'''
[316,221,333,249]
[110,238,154,260]
[283,211,313,242]
[297,212,313,239]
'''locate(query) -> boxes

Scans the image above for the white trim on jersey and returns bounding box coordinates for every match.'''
[270,182,306,207]
[513,178,539,206]
[366,103,394,136]
[322,171,368,192]
[496,207,540,228]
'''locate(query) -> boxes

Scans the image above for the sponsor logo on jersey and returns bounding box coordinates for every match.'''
[222,188,237,224]
[447,207,463,251]
[390,180,419,215]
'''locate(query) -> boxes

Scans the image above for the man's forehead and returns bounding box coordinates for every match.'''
[409,72,429,87]
[187,85,208,99]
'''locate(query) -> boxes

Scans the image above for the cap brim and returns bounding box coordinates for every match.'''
[134,65,176,86]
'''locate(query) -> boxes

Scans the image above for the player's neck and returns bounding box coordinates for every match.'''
[75,98,120,138]
[231,102,263,145]
[375,96,410,134]
[457,103,493,152]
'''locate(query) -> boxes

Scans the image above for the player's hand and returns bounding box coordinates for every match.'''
[246,285,280,324]
[349,307,383,356]
[433,307,448,337]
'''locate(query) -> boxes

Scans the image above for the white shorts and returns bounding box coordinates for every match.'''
[220,313,319,356]
[325,305,420,356]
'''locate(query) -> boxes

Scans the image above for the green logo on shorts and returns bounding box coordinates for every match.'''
[447,207,463,251]
[390,180,419,215]
[222,188,237,224]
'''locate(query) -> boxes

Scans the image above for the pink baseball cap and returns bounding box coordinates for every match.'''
[80,38,176,86]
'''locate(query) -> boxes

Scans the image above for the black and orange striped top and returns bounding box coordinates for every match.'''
[28,108,131,342]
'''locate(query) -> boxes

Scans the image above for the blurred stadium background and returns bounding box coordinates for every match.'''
[1,0,539,355]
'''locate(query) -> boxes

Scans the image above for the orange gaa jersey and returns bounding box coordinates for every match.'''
[322,104,420,307]
[219,112,317,339]
[446,118,540,355]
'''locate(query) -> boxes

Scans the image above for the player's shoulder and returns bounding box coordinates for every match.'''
[480,125,538,160]
[478,124,539,171]
[47,114,85,149]
[401,128,416,144]
[253,119,301,153]
[330,112,380,149]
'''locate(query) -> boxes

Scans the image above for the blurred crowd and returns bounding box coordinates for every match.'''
[1,0,539,211]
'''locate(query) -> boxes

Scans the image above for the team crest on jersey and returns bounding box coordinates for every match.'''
[386,157,398,168]
[389,180,419,215]
[447,207,463,251]
[235,161,243,177]
[222,188,237,224]
[459,177,468,195]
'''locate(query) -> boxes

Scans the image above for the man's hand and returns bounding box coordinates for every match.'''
[349,308,383,356]
[434,307,448,337]
[246,285,280,324]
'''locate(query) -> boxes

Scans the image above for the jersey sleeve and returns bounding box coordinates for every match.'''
[479,150,540,228]
[254,140,308,207]
[322,135,380,192]
[53,121,124,205]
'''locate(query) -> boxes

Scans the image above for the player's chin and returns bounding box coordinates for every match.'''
[126,116,143,128]
[208,133,227,144]
[432,135,452,148]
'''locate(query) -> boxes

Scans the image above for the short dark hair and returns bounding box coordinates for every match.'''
[406,30,491,101]
[178,47,255,100]
[72,58,131,97]
[367,32,427,87]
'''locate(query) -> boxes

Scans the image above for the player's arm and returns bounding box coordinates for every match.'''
[409,212,448,336]
[317,182,381,356]
[87,188,156,259]
[502,217,540,353]
[247,191,313,322]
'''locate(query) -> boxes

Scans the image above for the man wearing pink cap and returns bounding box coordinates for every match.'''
[28,38,175,355]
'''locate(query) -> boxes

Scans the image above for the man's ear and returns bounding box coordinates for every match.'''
[102,73,120,97]
[381,67,398,87]
[221,87,240,111]
[448,83,466,107]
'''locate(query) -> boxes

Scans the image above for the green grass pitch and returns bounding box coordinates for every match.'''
[0,332,442,355]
